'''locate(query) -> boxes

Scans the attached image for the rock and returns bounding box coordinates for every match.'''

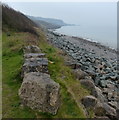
[94,76,100,86]
[81,95,97,108]
[95,87,107,103]
[102,88,108,95]
[80,79,97,97]
[65,60,82,69]
[97,64,104,70]
[95,102,117,119]
[24,53,45,59]
[99,80,108,88]
[107,90,118,101]
[107,83,115,89]
[105,67,111,73]
[94,102,106,116]
[110,76,117,81]
[72,69,88,80]
[65,60,77,69]
[108,92,113,101]
[116,109,119,120]
[105,61,112,68]
[22,58,48,77]
[94,116,110,120]
[75,63,82,69]
[19,72,60,115]
[24,45,41,53]
[108,101,117,109]
[86,58,92,62]
[103,103,117,119]
[85,69,96,78]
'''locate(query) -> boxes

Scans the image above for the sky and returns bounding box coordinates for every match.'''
[6,2,117,27]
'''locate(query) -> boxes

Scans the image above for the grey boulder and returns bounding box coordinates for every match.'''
[81,95,97,108]
[80,79,97,97]
[22,58,48,77]
[19,72,60,115]
[24,53,45,59]
[72,69,88,80]
[95,102,117,119]
[24,45,41,53]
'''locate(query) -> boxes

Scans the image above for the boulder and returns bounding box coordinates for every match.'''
[85,69,96,78]
[94,76,100,86]
[95,102,117,119]
[103,103,117,119]
[24,45,41,53]
[81,95,97,108]
[80,79,97,97]
[116,109,119,120]
[72,69,88,80]
[22,58,48,77]
[94,116,110,120]
[94,102,106,116]
[65,60,77,69]
[24,53,45,59]
[108,101,117,109]
[99,80,108,88]
[102,86,117,101]
[19,72,60,115]
[95,87,107,103]
[65,60,81,69]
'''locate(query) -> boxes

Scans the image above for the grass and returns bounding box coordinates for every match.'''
[37,29,90,118]
[2,32,37,118]
[2,29,91,118]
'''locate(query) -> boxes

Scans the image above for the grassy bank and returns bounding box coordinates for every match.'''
[2,32,37,118]
[2,29,90,118]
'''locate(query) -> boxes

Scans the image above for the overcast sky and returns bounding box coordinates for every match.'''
[6,2,117,27]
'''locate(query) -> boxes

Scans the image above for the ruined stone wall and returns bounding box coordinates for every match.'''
[19,45,60,115]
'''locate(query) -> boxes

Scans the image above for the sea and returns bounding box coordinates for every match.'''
[54,25,117,50]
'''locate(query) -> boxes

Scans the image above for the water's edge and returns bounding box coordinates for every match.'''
[48,29,117,54]
[52,25,117,51]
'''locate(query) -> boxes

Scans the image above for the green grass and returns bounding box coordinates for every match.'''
[37,31,90,118]
[2,30,91,118]
[2,32,37,118]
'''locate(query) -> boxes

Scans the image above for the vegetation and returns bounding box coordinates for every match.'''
[2,32,36,118]
[2,4,91,118]
[2,4,38,35]
[28,15,67,29]
[32,20,61,29]
[2,29,91,118]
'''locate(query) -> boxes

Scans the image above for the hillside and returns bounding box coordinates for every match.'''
[2,4,92,119]
[2,4,38,35]
[28,15,69,29]
[30,19,61,29]
[2,3,118,120]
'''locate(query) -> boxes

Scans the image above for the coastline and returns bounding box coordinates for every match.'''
[51,27,117,55]
[47,29,118,119]
[72,36,117,54]
[48,30,117,61]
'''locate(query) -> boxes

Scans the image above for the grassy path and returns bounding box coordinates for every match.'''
[2,30,91,118]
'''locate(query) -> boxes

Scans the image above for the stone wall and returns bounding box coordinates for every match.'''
[19,45,60,115]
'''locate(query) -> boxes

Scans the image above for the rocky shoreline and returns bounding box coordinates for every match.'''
[47,30,119,119]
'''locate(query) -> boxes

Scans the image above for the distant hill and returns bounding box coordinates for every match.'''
[31,19,61,29]
[28,15,71,29]
[2,4,38,35]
